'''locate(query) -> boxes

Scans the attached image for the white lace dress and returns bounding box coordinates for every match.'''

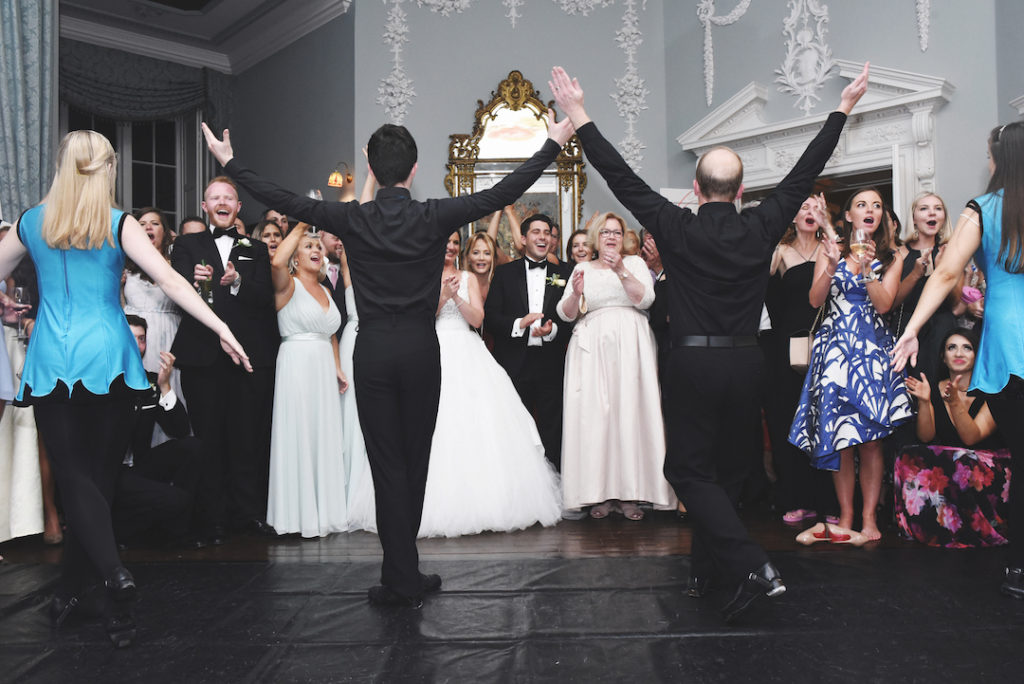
[346,271,563,537]
[556,256,676,510]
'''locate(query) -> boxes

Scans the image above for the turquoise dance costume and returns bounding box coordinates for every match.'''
[15,205,148,404]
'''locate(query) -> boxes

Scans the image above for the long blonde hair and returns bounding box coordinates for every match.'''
[42,130,117,250]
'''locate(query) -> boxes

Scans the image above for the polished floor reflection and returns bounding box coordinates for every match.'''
[2,511,1023,682]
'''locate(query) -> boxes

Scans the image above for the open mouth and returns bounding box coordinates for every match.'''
[863,217,875,225]
[804,218,816,226]
[926,220,938,227]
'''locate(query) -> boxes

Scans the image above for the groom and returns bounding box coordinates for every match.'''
[202,112,574,608]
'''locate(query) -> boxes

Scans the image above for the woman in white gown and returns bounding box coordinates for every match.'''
[347,231,563,537]
[266,226,348,537]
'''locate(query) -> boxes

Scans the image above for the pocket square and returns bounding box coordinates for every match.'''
[236,255,254,261]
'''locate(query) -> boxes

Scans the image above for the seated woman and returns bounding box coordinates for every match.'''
[557,212,676,520]
[897,327,1009,547]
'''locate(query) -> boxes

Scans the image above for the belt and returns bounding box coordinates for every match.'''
[672,335,759,348]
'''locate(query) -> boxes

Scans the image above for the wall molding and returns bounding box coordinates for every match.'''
[1010,94,1024,118]
[677,60,955,202]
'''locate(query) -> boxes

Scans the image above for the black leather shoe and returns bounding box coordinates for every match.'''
[420,573,442,594]
[105,567,137,604]
[368,585,423,609]
[722,562,786,624]
[242,519,277,537]
[105,610,137,648]
[50,595,80,626]
[686,575,711,598]
[1001,567,1024,599]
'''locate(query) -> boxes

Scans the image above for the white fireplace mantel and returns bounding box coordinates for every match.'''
[676,60,955,204]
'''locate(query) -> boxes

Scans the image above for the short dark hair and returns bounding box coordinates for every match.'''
[695,147,743,200]
[520,214,553,236]
[179,215,205,231]
[367,124,418,187]
[126,314,148,331]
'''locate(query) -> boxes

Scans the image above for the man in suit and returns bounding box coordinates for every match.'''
[484,214,573,471]
[170,176,279,543]
[551,64,869,622]
[319,229,348,335]
[113,316,206,547]
[203,111,574,608]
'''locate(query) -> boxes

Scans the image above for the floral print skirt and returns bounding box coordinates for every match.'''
[895,444,1011,548]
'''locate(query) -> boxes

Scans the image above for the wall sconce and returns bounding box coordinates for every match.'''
[327,162,353,188]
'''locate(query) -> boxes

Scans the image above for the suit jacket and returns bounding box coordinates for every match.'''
[321,266,348,338]
[484,258,573,379]
[170,229,279,368]
[130,372,191,462]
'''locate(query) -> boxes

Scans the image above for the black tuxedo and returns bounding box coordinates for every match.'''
[170,228,278,532]
[113,373,205,542]
[321,265,348,338]
[485,258,573,469]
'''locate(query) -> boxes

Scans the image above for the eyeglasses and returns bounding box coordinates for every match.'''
[599,229,623,238]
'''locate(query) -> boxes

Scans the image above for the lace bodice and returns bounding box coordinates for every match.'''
[557,255,654,320]
[435,271,471,331]
[123,271,181,315]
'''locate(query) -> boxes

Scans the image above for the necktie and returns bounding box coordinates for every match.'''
[328,264,339,288]
[212,227,237,239]
[527,259,547,270]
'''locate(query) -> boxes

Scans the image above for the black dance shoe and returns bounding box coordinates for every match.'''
[105,567,137,603]
[241,519,277,537]
[105,610,137,648]
[686,575,711,598]
[368,585,424,609]
[1001,567,1024,599]
[420,573,442,594]
[722,562,786,624]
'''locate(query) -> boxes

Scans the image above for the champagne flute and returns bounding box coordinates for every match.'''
[849,227,871,284]
[13,286,29,340]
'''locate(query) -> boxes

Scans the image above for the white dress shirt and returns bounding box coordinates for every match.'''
[511,258,558,346]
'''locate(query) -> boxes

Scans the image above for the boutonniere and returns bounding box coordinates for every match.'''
[235,237,252,248]
[545,274,566,288]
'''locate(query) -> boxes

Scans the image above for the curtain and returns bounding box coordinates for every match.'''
[0,0,56,222]
[59,39,232,126]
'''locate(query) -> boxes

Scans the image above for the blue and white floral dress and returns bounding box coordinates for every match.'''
[789,259,913,471]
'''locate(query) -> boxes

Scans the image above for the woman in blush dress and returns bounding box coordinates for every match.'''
[557,213,675,520]
[123,207,184,420]
[266,226,348,538]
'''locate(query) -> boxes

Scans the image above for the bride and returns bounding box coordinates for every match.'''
[347,230,562,537]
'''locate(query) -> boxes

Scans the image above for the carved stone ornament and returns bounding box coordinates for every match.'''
[774,0,836,116]
[916,0,930,52]
[377,0,415,125]
[678,60,955,211]
[697,0,752,106]
[613,0,648,171]
[445,71,587,249]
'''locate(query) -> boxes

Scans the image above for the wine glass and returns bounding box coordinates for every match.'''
[849,227,871,284]
[13,286,30,340]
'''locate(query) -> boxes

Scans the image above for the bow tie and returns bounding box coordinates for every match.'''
[526,259,547,270]
[212,227,237,239]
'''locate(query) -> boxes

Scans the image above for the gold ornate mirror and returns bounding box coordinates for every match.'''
[445,70,586,259]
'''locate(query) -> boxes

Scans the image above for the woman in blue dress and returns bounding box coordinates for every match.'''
[0,130,249,647]
[790,188,913,542]
[894,121,1024,598]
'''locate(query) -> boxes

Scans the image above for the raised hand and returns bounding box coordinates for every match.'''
[822,235,841,266]
[519,312,543,329]
[441,273,460,301]
[200,122,234,166]
[193,262,214,288]
[532,318,553,337]
[838,62,869,115]
[905,372,930,402]
[220,260,238,287]
[571,268,584,296]
[549,66,590,127]
[545,108,575,148]
[891,332,919,372]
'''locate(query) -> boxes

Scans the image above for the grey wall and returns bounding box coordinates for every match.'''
[995,0,1024,122]
[230,10,355,223]
[664,0,1000,214]
[352,0,669,227]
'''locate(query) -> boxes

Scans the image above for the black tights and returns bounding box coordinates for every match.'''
[34,399,134,596]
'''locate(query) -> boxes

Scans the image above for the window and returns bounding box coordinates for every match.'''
[62,105,208,232]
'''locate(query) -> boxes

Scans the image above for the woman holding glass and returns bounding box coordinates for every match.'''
[557,212,675,520]
[0,130,249,647]
[894,121,1024,598]
[789,188,912,542]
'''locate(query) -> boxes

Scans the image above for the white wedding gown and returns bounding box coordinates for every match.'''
[346,272,563,537]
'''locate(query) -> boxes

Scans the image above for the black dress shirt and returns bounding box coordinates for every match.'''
[575,112,847,339]
[224,139,563,327]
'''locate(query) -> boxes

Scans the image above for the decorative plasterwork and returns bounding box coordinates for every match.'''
[612,0,648,171]
[774,0,836,116]
[503,0,525,26]
[1010,95,1024,118]
[916,0,930,52]
[59,1,352,75]
[417,0,474,15]
[697,0,752,106]
[677,60,955,201]
[377,0,416,125]
[555,0,615,15]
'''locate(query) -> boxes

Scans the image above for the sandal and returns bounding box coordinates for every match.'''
[589,501,614,519]
[620,502,644,521]
[782,509,816,524]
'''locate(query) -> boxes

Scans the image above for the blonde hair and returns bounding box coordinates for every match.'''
[461,231,497,282]
[43,130,118,250]
[586,212,629,253]
[288,230,329,280]
[905,191,952,246]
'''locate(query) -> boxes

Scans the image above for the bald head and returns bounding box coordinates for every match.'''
[695,146,744,202]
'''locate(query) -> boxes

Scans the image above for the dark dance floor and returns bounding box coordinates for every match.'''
[3,513,1024,682]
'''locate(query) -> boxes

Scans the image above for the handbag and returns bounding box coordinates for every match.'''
[789,304,826,373]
